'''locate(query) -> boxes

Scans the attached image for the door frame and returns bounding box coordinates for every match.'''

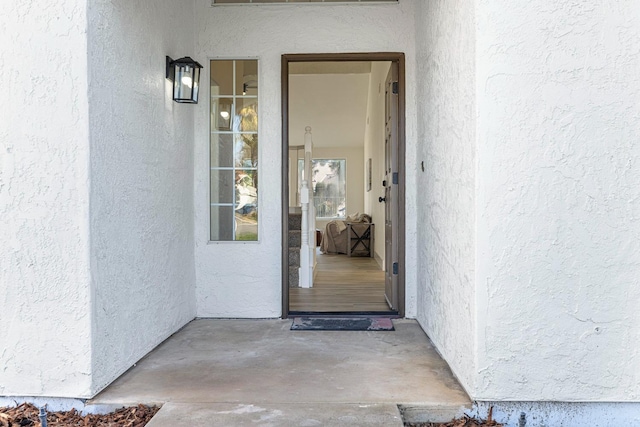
[281,52,406,318]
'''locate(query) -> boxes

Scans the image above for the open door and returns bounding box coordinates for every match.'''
[281,53,405,318]
[383,64,399,310]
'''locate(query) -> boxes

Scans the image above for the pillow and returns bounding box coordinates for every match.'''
[346,213,372,223]
[346,212,361,222]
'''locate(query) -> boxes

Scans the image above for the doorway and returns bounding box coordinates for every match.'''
[281,53,406,318]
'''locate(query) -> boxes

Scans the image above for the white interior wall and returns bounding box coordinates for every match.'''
[0,0,93,397]
[194,0,418,317]
[414,0,478,394]
[87,0,197,395]
[475,0,640,401]
[288,72,369,217]
[289,73,370,149]
[363,62,391,264]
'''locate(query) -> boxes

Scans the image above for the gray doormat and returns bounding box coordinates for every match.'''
[290,317,394,331]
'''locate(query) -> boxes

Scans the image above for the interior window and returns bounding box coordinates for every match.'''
[298,159,347,219]
[210,59,259,241]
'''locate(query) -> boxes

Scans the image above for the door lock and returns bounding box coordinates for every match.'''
[378,196,386,203]
[382,180,387,187]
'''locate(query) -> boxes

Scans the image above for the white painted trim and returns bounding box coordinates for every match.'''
[0,397,123,415]
[402,401,640,426]
[471,402,640,427]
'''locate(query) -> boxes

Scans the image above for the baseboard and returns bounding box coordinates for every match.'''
[374,251,384,270]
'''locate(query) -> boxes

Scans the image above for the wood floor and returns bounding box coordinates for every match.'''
[289,250,391,312]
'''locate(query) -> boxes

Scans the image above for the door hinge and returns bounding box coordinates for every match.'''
[393,262,398,275]
[392,81,399,94]
[392,172,398,185]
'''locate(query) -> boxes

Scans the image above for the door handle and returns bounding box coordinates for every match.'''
[378,197,386,203]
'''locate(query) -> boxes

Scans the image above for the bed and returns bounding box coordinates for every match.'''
[320,213,373,256]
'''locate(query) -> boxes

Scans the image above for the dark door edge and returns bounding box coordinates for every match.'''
[281,52,406,319]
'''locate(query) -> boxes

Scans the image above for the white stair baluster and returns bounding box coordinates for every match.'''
[299,126,315,288]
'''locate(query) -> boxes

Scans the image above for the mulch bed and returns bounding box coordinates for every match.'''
[0,403,159,427]
[405,407,503,427]
[406,418,502,427]
[1,402,503,427]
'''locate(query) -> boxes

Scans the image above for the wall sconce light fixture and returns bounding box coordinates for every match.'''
[166,56,203,104]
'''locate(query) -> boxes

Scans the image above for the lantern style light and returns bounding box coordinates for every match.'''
[166,56,203,104]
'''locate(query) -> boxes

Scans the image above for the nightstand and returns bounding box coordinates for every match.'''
[347,223,374,257]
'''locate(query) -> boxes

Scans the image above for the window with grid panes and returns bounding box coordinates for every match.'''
[298,159,347,219]
[210,60,259,241]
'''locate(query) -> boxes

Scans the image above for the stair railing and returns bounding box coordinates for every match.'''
[299,126,315,288]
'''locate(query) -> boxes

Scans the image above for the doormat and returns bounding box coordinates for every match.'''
[290,317,394,331]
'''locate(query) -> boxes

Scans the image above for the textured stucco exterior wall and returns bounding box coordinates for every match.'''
[475,1,640,400]
[194,0,418,317]
[0,0,93,397]
[414,1,477,394]
[87,0,197,394]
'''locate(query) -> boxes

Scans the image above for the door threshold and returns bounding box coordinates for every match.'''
[288,311,400,318]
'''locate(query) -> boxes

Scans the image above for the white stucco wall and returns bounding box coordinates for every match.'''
[364,61,391,263]
[0,0,93,397]
[2,0,639,409]
[475,1,640,401]
[87,0,197,394]
[414,0,478,395]
[194,0,418,317]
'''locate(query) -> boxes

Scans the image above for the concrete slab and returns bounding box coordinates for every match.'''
[91,319,471,423]
[145,403,404,427]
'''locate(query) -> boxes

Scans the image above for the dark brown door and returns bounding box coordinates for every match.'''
[383,64,399,311]
[281,53,405,318]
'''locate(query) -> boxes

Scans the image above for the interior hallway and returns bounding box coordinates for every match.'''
[289,250,389,312]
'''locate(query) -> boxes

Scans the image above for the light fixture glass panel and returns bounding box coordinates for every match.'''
[192,66,201,101]
[174,65,196,101]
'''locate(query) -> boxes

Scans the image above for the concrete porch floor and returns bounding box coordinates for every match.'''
[91,319,471,426]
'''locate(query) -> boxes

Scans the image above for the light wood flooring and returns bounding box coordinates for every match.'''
[289,250,391,312]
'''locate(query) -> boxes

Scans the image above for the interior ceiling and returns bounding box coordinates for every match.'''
[289,62,371,149]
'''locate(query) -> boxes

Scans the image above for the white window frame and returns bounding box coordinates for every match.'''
[209,58,260,243]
